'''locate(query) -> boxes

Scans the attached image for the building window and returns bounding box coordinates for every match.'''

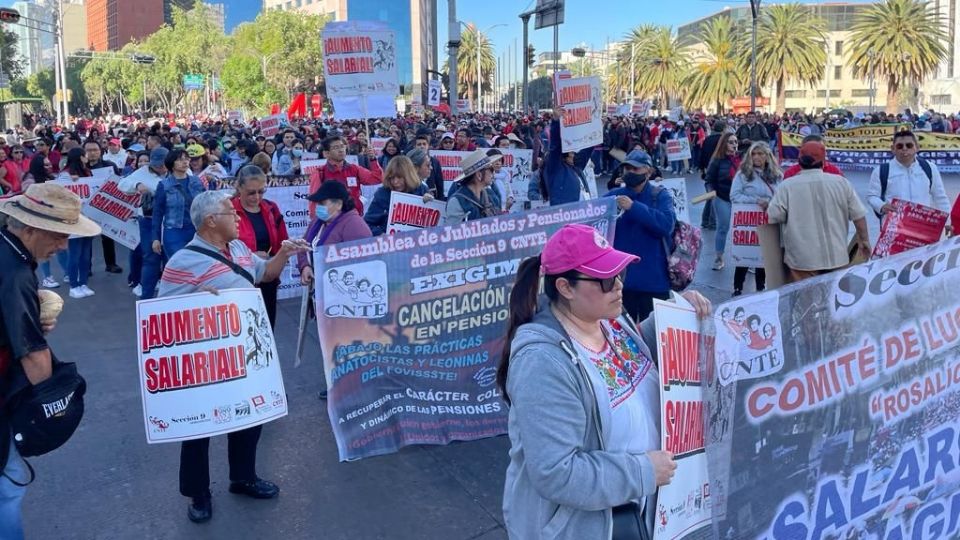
[851,89,872,97]
[816,90,841,98]
[932,94,952,105]
[834,66,842,80]
[784,90,806,99]
[834,41,843,55]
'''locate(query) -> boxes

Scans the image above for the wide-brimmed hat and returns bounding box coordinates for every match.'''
[541,223,638,279]
[506,132,524,146]
[0,183,101,237]
[452,149,502,184]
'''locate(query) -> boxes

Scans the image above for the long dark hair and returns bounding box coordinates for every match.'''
[497,255,565,405]
[28,153,51,183]
[65,147,90,177]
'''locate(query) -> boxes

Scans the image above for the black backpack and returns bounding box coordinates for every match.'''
[874,158,933,218]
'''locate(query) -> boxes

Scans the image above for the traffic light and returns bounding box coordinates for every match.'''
[0,8,20,23]
[526,45,535,68]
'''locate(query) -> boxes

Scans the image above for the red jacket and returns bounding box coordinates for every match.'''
[232,197,289,256]
[783,161,843,179]
[308,159,382,216]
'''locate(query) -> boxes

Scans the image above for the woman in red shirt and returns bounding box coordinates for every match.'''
[0,147,22,194]
[232,165,289,326]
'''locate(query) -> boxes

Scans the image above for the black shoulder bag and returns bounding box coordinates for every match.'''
[183,245,255,285]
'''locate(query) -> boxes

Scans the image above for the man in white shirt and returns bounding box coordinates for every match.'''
[103,138,128,170]
[867,130,950,217]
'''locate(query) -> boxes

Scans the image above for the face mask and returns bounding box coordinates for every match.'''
[292,149,303,158]
[315,205,330,221]
[623,172,648,188]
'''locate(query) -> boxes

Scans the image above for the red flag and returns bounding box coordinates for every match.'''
[270,103,281,115]
[287,92,306,119]
[310,94,323,118]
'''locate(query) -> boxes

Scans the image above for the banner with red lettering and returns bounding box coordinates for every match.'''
[730,203,767,268]
[259,114,285,138]
[556,75,602,152]
[387,191,446,234]
[654,297,711,540]
[432,149,533,208]
[371,137,389,157]
[872,198,947,259]
[136,288,288,444]
[82,179,142,249]
[322,20,398,120]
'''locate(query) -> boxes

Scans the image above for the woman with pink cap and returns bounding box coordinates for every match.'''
[497,223,711,540]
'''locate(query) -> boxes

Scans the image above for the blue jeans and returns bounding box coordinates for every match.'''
[66,237,93,288]
[161,226,195,258]
[39,251,68,281]
[139,218,162,299]
[714,198,732,254]
[0,436,27,539]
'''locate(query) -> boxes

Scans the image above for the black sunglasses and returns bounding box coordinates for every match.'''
[565,272,624,293]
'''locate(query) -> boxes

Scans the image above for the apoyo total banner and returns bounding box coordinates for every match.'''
[704,236,960,539]
[136,289,288,444]
[314,199,618,461]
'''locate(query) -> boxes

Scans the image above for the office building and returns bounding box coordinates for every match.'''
[922,0,960,110]
[263,0,439,99]
[10,1,55,77]
[196,2,225,32]
[61,0,88,54]
[165,0,196,24]
[85,0,200,51]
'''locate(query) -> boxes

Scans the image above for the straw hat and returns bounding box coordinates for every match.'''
[0,183,101,236]
[452,149,502,184]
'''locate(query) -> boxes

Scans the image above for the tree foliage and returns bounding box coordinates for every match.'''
[443,24,497,103]
[754,4,827,113]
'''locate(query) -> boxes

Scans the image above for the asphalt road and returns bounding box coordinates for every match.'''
[21,168,957,539]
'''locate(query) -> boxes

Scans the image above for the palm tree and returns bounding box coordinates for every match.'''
[635,27,691,111]
[685,17,744,113]
[606,24,661,103]
[445,24,496,104]
[754,4,827,113]
[569,58,597,77]
[847,0,948,113]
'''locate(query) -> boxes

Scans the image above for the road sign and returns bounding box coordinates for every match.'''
[427,80,441,106]
[182,74,204,91]
[535,0,564,29]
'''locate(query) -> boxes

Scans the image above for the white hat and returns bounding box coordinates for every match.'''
[452,149,502,184]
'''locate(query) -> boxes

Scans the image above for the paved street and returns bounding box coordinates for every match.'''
[23,168,958,539]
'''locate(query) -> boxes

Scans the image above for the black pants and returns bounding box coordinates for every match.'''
[733,267,766,293]
[258,279,280,327]
[179,424,262,498]
[622,289,671,325]
[101,235,117,267]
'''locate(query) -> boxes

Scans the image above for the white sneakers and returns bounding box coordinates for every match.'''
[132,284,142,298]
[68,285,96,299]
[41,277,59,288]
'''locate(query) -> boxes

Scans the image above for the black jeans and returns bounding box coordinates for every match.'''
[622,289,671,325]
[258,279,280,328]
[179,424,262,498]
[733,266,766,293]
[101,235,117,267]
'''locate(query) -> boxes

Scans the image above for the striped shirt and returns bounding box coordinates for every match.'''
[158,235,266,297]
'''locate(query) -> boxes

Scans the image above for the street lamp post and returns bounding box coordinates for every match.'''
[750,0,761,112]
[520,12,532,113]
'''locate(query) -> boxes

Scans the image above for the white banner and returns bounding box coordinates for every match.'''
[557,76,602,153]
[653,297,711,540]
[386,191,445,234]
[427,79,442,106]
[371,137,389,157]
[322,21,398,99]
[431,149,533,210]
[82,179,141,249]
[729,203,766,267]
[455,99,472,113]
[652,178,690,224]
[137,289,288,444]
[666,138,692,162]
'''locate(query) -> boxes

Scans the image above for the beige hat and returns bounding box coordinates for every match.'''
[505,132,524,146]
[0,183,101,236]
[453,149,502,184]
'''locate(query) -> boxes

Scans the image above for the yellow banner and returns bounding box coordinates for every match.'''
[824,123,911,138]
[782,130,960,151]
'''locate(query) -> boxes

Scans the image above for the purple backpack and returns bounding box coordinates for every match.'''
[652,185,701,291]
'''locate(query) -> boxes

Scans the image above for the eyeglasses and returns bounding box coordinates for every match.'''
[243,189,266,195]
[212,211,239,219]
[895,142,915,150]
[12,151,22,154]
[565,273,624,293]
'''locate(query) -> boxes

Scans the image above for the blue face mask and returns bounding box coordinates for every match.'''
[315,204,330,221]
[292,148,303,158]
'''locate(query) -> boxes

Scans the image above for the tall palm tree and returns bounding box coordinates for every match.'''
[754,4,827,113]
[606,24,661,103]
[446,24,496,104]
[635,27,691,110]
[685,17,744,113]
[847,0,947,113]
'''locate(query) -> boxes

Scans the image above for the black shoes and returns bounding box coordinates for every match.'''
[188,496,212,523]
[318,389,328,400]
[229,478,279,499]
[105,264,123,274]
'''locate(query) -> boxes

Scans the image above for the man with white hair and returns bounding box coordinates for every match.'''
[157,190,308,523]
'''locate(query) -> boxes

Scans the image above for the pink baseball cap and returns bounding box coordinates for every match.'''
[541,224,638,279]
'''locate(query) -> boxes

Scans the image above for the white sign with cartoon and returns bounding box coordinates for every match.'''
[713,291,784,387]
[320,261,389,319]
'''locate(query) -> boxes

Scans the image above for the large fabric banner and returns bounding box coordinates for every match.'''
[780,127,960,172]
[313,199,618,460]
[654,297,711,540]
[53,168,113,204]
[729,203,767,267]
[136,289,288,444]
[872,198,947,259]
[557,75,602,152]
[704,236,960,538]
[322,21,399,101]
[82,179,142,250]
[432,149,533,209]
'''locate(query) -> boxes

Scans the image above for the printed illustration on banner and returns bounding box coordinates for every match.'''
[322,261,388,318]
[243,307,275,369]
[714,291,783,386]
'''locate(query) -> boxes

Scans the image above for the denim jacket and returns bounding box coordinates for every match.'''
[153,174,205,238]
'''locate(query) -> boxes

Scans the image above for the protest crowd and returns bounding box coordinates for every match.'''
[2,94,960,539]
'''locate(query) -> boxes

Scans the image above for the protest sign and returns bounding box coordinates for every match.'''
[227,110,244,124]
[556,76,602,152]
[653,297,711,540]
[427,80,442,106]
[386,191,446,234]
[322,21,398,120]
[780,128,960,172]
[370,137,389,157]
[872,198,947,259]
[136,289,287,444]
[432,149,533,208]
[53,168,113,204]
[606,104,618,116]
[455,99,472,113]
[652,178,690,224]
[259,114,285,138]
[314,199,618,460]
[82,179,141,249]
[666,138,692,161]
[704,236,960,539]
[729,203,767,267]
